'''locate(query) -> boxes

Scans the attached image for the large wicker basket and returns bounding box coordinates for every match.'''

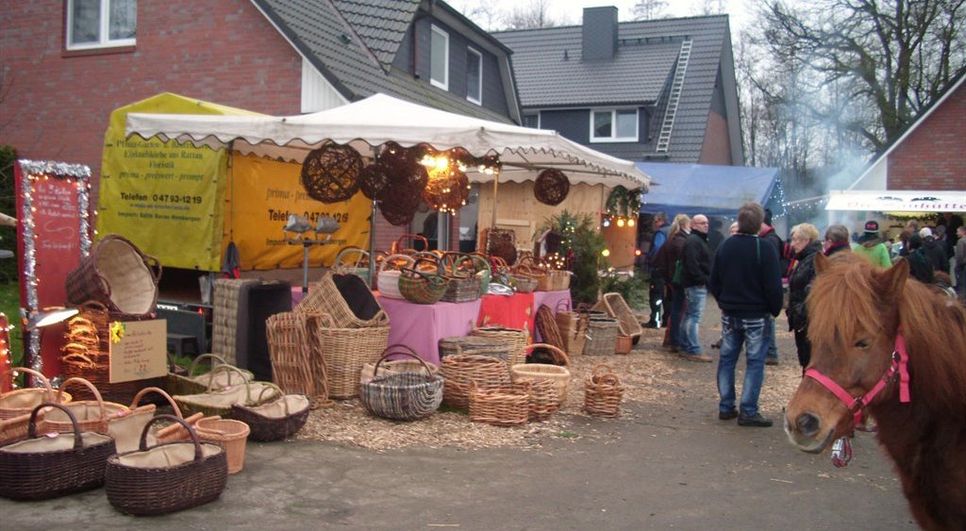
[468,382,530,427]
[440,355,510,409]
[65,234,161,319]
[584,365,624,417]
[602,292,644,338]
[105,415,227,516]
[42,377,129,435]
[555,300,588,357]
[360,344,439,384]
[469,326,528,369]
[584,316,620,356]
[296,272,389,329]
[398,257,448,304]
[0,367,72,420]
[231,393,310,442]
[509,343,571,402]
[438,335,510,362]
[359,349,443,421]
[439,252,484,303]
[266,312,327,403]
[312,313,390,399]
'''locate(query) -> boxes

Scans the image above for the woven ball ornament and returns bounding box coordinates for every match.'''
[422,166,469,213]
[359,163,390,201]
[300,143,363,203]
[534,168,570,206]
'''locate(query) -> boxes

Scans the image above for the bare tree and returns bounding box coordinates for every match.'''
[632,0,669,20]
[692,0,726,16]
[760,0,966,152]
[502,0,561,30]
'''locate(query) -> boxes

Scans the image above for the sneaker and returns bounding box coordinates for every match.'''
[710,339,722,349]
[765,358,779,366]
[679,353,713,363]
[737,413,773,427]
[719,409,738,420]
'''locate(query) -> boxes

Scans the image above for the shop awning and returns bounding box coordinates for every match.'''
[636,163,779,217]
[825,190,966,212]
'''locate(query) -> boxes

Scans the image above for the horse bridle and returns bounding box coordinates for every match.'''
[804,332,912,429]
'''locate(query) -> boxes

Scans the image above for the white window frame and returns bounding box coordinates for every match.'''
[589,108,639,143]
[466,47,483,105]
[66,0,137,50]
[522,112,541,129]
[430,24,449,91]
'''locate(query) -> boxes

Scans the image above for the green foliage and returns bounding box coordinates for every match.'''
[0,282,22,367]
[0,145,18,283]
[538,211,605,305]
[605,186,642,217]
[599,271,649,311]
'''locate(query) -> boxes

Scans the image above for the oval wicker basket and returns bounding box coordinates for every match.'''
[440,355,510,409]
[359,349,443,421]
[438,335,510,362]
[65,234,160,318]
[509,343,571,402]
[469,326,528,369]
[468,382,530,427]
[0,367,72,420]
[42,377,129,435]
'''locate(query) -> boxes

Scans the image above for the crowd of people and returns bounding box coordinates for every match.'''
[639,204,966,428]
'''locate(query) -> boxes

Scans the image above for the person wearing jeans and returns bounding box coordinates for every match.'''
[679,214,712,361]
[708,202,783,427]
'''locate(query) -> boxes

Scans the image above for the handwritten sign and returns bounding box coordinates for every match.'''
[108,319,167,384]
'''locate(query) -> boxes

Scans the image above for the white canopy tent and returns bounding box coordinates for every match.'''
[126,93,649,189]
[826,190,966,212]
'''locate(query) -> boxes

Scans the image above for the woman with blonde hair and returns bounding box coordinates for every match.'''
[652,213,691,350]
[786,223,822,371]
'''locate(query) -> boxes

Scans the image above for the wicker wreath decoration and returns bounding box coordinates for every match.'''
[359,163,390,201]
[534,168,570,206]
[300,143,363,203]
[422,166,470,213]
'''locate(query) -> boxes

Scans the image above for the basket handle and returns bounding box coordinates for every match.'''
[592,363,615,379]
[57,377,107,420]
[143,253,163,285]
[523,342,570,366]
[204,364,250,393]
[392,233,430,254]
[334,246,369,268]
[138,414,203,461]
[10,366,52,393]
[372,345,432,377]
[188,353,230,376]
[254,382,285,408]
[555,298,572,313]
[378,253,415,275]
[130,386,183,419]
[29,403,83,449]
[61,353,97,368]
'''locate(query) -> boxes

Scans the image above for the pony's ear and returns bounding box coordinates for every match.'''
[814,252,830,274]
[877,259,909,300]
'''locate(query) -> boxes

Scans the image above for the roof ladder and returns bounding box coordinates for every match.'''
[656,39,692,153]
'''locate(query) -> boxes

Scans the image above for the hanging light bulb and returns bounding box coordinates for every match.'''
[634,249,642,256]
[602,217,611,228]
[601,249,610,257]
[617,217,626,228]
[628,217,636,227]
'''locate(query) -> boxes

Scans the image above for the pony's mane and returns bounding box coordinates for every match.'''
[809,254,966,412]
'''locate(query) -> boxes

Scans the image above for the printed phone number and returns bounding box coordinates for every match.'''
[152,194,203,205]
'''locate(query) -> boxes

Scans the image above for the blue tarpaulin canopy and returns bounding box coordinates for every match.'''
[637,163,780,218]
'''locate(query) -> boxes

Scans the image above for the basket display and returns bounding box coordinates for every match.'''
[173,368,282,418]
[584,316,620,356]
[43,377,129,435]
[584,365,624,417]
[510,343,571,402]
[440,355,510,409]
[296,272,389,329]
[266,312,327,403]
[332,246,372,286]
[360,349,443,421]
[195,416,250,475]
[0,367,72,420]
[469,326,528,369]
[602,292,644,338]
[438,335,510,362]
[312,313,390,399]
[231,392,310,442]
[468,382,530,427]
[377,254,415,299]
[398,257,448,304]
[0,403,116,501]
[65,234,161,319]
[439,252,484,303]
[555,300,588,357]
[105,415,227,516]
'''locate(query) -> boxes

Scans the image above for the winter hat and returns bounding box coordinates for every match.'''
[858,220,880,243]
[919,227,933,239]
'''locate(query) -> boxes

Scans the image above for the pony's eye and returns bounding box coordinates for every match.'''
[854,339,870,349]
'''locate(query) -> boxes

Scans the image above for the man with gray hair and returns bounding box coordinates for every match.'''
[708,202,783,427]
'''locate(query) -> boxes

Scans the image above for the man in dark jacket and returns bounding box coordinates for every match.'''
[758,209,783,366]
[920,227,948,273]
[680,214,713,362]
[709,202,783,427]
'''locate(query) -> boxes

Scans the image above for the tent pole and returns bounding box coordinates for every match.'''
[439,211,450,251]
[490,167,500,229]
[367,146,379,287]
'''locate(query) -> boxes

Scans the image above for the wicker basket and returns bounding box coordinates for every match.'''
[65,234,161,319]
[516,377,559,422]
[377,254,415,299]
[615,335,633,355]
[438,335,510,362]
[172,368,282,418]
[398,257,448,304]
[266,312,327,403]
[555,300,588,357]
[0,367,72,420]
[332,246,372,286]
[602,292,644,338]
[510,343,571,402]
[390,233,430,255]
[0,411,38,446]
[312,313,390,399]
[105,415,227,516]
[0,403,116,501]
[194,416,250,475]
[360,349,444,421]
[548,270,572,291]
[106,386,184,453]
[584,365,624,417]
[296,272,389,329]
[42,377,129,435]
[535,304,565,351]
[469,326,528,369]
[439,252,484,303]
[360,344,439,384]
[440,355,510,409]
[468,382,530,427]
[510,263,542,293]
[468,253,492,295]
[584,316,620,356]
[231,393,310,442]
[166,354,255,397]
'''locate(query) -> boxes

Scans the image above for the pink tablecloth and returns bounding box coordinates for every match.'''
[376,295,482,366]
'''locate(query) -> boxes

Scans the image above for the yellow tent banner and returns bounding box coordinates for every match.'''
[227,154,370,270]
[98,93,259,271]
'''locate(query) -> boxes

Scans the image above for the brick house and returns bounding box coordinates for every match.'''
[0,0,521,257]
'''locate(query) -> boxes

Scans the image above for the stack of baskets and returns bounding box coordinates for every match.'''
[292,272,390,399]
[469,326,528,370]
[584,365,624,417]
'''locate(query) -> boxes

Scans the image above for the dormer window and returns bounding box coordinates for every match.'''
[66,0,137,50]
[590,109,638,142]
[430,24,449,90]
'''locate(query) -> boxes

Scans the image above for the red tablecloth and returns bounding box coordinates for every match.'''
[477,292,535,333]
[377,295,481,366]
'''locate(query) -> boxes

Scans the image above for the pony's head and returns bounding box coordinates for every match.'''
[785,254,909,452]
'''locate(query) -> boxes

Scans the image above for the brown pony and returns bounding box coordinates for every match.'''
[785,253,966,530]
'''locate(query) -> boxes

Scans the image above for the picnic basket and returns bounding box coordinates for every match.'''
[106,386,185,453]
[398,256,448,304]
[296,271,389,329]
[166,354,255,397]
[231,389,311,442]
[584,365,624,417]
[360,349,444,421]
[440,354,510,409]
[469,325,528,369]
[194,416,250,474]
[602,292,644,338]
[0,403,116,501]
[377,253,415,299]
[468,382,530,427]
[310,312,390,399]
[65,234,161,319]
[42,377,128,435]
[0,367,72,420]
[172,367,282,418]
[509,343,571,402]
[104,415,227,516]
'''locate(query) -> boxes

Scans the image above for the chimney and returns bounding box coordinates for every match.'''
[582,6,618,61]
